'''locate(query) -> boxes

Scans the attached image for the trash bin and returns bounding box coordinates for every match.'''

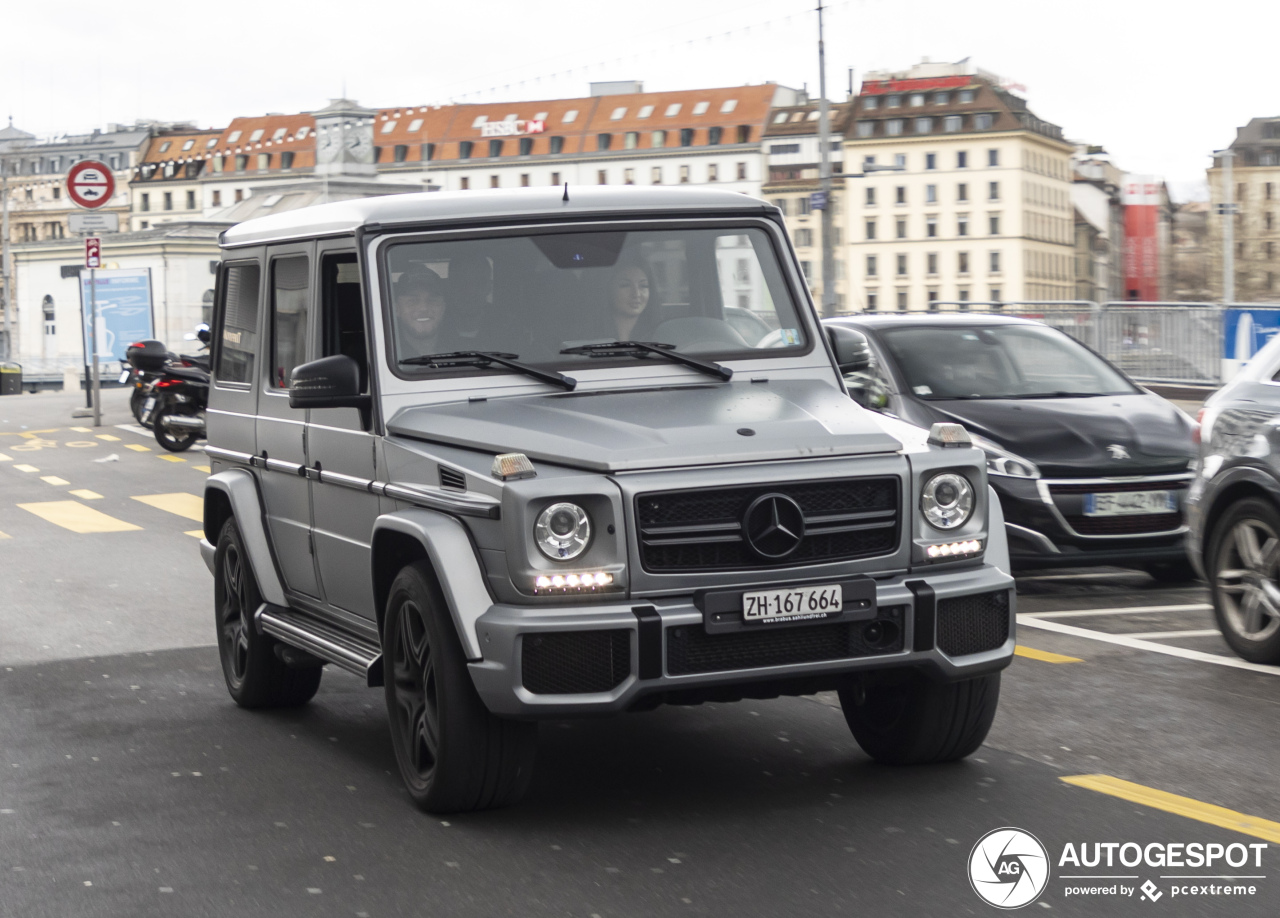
[0,363,20,396]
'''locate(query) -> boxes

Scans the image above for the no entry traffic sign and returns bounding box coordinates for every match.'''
[65,161,115,209]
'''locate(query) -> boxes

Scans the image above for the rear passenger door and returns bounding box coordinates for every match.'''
[256,244,321,599]
[307,244,379,621]
[207,257,262,482]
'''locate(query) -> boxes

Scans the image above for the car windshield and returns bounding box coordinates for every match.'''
[383,226,805,373]
[879,324,1137,400]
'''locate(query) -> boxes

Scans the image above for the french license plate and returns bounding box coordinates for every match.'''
[743,583,843,623]
[118,370,131,384]
[1083,490,1176,516]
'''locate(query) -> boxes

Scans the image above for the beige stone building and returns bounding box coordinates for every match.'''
[839,60,1075,311]
[1208,117,1280,303]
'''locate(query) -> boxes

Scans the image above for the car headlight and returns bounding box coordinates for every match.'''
[535,502,592,561]
[921,473,975,530]
[970,433,1040,479]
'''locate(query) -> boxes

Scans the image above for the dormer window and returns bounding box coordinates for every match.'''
[563,109,578,123]
[720,99,738,113]
[295,127,310,140]
[408,118,423,132]
[181,139,194,151]
[472,115,488,127]
[227,130,242,143]
[249,129,264,142]
[692,101,709,115]
[159,141,171,153]
[272,127,287,141]
[665,103,681,116]
[382,121,398,133]
[611,107,627,120]
[638,105,654,118]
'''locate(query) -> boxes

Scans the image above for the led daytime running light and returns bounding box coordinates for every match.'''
[925,539,983,559]
[533,571,616,593]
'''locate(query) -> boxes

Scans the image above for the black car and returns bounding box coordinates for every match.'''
[825,314,1197,578]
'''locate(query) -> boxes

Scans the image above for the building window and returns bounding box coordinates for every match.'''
[894,153,907,168]
[422,143,435,161]
[51,185,61,200]
[459,141,473,159]
[856,121,875,138]
[975,114,994,130]
[865,186,876,206]
[867,291,878,310]
[887,95,902,108]
[1268,212,1275,231]
[281,151,296,169]
[736,125,752,143]
[773,197,787,215]
[679,165,690,184]
[926,184,937,204]
[798,196,811,216]
[926,153,937,170]
[927,252,938,275]
[459,177,469,190]
[886,119,904,136]
[927,290,939,309]
[957,183,969,202]
[896,254,907,276]
[393,144,408,163]
[896,218,907,239]
[704,163,716,182]
[987,148,1000,166]
[897,290,908,311]
[212,190,221,207]
[141,193,150,212]
[959,89,975,103]
[490,175,500,188]
[257,153,271,170]
[943,115,962,132]
[521,173,531,187]
[865,219,877,240]
[958,214,970,236]
[959,251,970,274]
[624,132,639,150]
[909,93,925,107]
[895,186,906,205]
[1238,182,1246,201]
[990,251,1001,273]
[926,216,938,237]
[235,155,248,172]
[864,97,879,111]
[795,228,813,247]
[234,189,244,202]
[990,286,1001,302]
[915,117,932,134]
[988,181,1000,201]
[596,134,611,151]
[518,137,534,155]
[549,136,564,154]
[1268,183,1274,201]
[680,128,695,147]
[186,190,196,210]
[989,214,1000,234]
[958,288,970,304]
[597,170,607,185]
[551,172,560,185]
[708,126,723,145]
[652,130,666,149]
[736,162,747,180]
[489,138,506,157]
[800,261,813,283]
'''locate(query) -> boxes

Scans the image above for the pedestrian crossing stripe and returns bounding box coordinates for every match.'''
[18,501,142,533]
[194,465,211,473]
[0,531,10,539]
[131,493,204,522]
[70,427,92,433]
[124,444,150,452]
[0,452,11,461]
[13,464,39,473]
[157,455,186,463]
[68,489,103,500]
[185,529,204,539]
[96,434,121,442]
[40,476,71,486]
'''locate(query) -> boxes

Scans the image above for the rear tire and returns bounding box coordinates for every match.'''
[129,386,151,428]
[214,518,322,708]
[838,669,1000,764]
[383,561,537,813]
[154,402,199,452]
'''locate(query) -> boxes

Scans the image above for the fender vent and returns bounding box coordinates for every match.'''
[439,466,467,491]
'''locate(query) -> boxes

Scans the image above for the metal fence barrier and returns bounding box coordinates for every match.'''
[852,301,1280,388]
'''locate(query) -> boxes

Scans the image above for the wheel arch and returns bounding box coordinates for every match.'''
[203,469,289,606]
[1202,469,1280,568]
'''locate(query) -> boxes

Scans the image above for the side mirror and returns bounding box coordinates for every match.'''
[826,324,873,373]
[289,355,371,425]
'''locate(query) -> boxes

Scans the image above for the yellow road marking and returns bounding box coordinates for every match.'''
[0,452,10,461]
[1062,775,1280,844]
[0,530,10,539]
[40,476,70,486]
[131,492,203,522]
[124,444,150,452]
[157,454,186,463]
[96,434,121,442]
[68,489,103,500]
[18,501,141,534]
[193,465,211,473]
[13,464,39,473]
[1016,645,1083,664]
[184,529,204,539]
[70,427,92,433]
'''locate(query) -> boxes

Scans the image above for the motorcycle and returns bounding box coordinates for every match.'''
[128,326,211,452]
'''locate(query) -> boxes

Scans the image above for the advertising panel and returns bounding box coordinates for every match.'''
[1123,176,1162,301]
[78,268,155,363]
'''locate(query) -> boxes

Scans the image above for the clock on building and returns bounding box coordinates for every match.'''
[310,98,377,176]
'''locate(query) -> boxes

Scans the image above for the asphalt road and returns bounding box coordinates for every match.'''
[2,389,1278,918]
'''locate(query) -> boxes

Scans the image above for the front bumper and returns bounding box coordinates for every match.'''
[467,562,1015,718]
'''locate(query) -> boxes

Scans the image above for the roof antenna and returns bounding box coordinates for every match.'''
[562,182,569,202]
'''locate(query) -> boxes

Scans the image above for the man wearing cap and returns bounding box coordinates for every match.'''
[393,267,450,357]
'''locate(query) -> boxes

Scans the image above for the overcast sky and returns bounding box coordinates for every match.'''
[4,0,1276,198]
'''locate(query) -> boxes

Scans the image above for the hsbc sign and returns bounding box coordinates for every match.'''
[479,120,546,137]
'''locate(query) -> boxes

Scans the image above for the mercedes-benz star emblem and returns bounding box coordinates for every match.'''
[743,493,806,559]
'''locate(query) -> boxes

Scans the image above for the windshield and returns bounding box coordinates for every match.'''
[383,226,805,373]
[880,324,1137,400]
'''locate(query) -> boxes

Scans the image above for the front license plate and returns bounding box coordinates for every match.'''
[1083,490,1176,516]
[743,583,843,623]
[118,370,131,384]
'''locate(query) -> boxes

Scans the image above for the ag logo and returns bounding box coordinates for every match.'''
[969,827,1050,909]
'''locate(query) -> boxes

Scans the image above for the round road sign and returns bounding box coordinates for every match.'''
[65,161,116,209]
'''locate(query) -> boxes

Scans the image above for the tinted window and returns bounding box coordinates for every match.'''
[270,255,310,389]
[321,253,367,390]
[215,263,260,385]
[881,324,1136,400]
[384,227,804,373]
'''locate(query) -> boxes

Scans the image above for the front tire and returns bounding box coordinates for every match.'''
[214,518,322,708]
[1206,497,1280,663]
[838,669,1000,764]
[154,402,199,452]
[383,561,537,813]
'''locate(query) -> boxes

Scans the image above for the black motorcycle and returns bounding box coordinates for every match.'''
[127,329,210,452]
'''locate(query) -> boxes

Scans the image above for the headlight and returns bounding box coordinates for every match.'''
[921,473,975,530]
[970,433,1039,479]
[535,502,591,561]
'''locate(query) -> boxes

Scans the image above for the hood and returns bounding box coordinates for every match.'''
[386,379,903,472]
[918,393,1194,477]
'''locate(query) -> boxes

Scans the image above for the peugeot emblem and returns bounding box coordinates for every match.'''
[1106,444,1130,460]
[743,493,806,559]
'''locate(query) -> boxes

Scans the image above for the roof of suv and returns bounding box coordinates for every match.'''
[219,185,776,247]
[826,313,1042,330]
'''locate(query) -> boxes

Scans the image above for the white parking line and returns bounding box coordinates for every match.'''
[114,424,152,437]
[1021,604,1212,620]
[1017,616,1280,677]
[1017,571,1151,582]
[1123,629,1222,640]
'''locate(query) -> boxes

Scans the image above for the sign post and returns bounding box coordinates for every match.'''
[65,161,115,426]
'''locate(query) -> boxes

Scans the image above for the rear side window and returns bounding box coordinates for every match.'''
[270,255,310,388]
[216,263,261,384]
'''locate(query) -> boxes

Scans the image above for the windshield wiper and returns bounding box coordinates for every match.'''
[559,341,733,381]
[399,351,576,391]
[1004,391,1109,399]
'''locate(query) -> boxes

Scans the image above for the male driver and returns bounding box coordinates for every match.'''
[393,267,449,356]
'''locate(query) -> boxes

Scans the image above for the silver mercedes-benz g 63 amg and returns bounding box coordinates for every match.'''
[199,186,1015,812]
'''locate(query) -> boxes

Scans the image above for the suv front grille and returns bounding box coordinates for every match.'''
[636,477,900,572]
[936,591,1010,657]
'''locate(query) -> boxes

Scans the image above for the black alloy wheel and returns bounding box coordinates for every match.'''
[389,598,441,783]
[1208,498,1280,663]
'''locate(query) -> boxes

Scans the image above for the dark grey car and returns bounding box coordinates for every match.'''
[1188,335,1280,663]
[200,186,1016,812]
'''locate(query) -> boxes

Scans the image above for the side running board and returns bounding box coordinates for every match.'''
[255,603,384,687]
